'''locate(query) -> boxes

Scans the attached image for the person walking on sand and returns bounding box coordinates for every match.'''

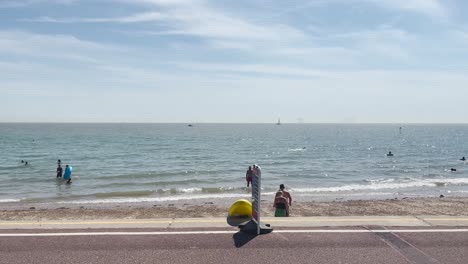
[273,191,289,217]
[279,184,292,207]
[56,164,63,178]
[245,166,254,187]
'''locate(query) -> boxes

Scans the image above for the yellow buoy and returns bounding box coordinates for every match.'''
[228,199,252,218]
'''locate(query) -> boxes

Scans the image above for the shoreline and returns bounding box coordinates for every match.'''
[1,197,468,221]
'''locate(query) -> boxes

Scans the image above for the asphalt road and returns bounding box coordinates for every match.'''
[1,227,468,264]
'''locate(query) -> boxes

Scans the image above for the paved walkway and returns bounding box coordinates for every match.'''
[2,216,468,229]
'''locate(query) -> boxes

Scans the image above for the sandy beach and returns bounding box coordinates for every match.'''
[1,197,468,221]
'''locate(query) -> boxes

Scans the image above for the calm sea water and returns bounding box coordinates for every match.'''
[0,123,467,204]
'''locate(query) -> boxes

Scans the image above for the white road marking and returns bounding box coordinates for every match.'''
[2,229,468,237]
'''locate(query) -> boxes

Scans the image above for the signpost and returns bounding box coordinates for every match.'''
[239,164,272,235]
[251,165,261,235]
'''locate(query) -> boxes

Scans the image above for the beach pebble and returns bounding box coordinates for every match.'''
[29,207,35,210]
[440,195,445,198]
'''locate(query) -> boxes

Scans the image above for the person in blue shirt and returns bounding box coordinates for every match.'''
[63,165,72,184]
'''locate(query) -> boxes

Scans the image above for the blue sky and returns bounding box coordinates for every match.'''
[1,0,467,123]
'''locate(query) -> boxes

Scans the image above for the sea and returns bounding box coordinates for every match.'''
[0,123,467,205]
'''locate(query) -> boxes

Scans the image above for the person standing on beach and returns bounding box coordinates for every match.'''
[246,166,253,187]
[273,191,289,217]
[56,164,63,178]
[279,184,292,207]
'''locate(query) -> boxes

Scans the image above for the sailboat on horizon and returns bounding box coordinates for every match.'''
[276,118,281,125]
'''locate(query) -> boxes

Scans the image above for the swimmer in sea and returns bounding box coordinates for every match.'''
[387,151,394,157]
[56,164,63,178]
[461,157,466,161]
[245,166,253,187]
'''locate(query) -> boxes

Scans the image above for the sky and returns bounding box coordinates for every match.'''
[1,0,467,123]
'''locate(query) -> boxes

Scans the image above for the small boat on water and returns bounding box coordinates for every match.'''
[188,124,193,127]
[276,118,281,125]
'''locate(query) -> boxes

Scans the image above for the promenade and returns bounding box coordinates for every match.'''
[2,216,468,229]
[1,216,468,264]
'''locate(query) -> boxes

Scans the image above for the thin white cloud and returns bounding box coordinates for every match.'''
[26,12,305,42]
[0,0,76,8]
[172,62,330,78]
[22,12,164,23]
[292,0,447,18]
[369,0,447,18]
[209,40,252,51]
[22,0,306,42]
[120,0,198,6]
[454,30,468,41]
[18,0,317,65]
[105,0,431,64]
[0,30,121,64]
[330,27,414,60]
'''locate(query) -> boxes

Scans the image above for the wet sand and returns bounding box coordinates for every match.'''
[1,197,468,221]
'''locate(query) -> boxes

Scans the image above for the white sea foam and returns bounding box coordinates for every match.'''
[288,148,306,152]
[292,178,468,193]
[58,193,251,204]
[0,199,20,203]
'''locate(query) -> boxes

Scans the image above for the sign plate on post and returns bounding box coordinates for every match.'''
[252,165,261,235]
